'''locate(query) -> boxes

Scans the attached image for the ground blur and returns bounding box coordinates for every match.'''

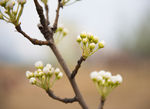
[0,55,150,109]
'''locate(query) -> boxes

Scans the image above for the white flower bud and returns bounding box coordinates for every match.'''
[98,40,105,48]
[6,0,15,9]
[80,32,87,38]
[49,67,55,75]
[77,36,82,43]
[89,43,96,50]
[55,68,60,75]
[26,71,34,79]
[57,72,63,79]
[38,71,44,76]
[96,75,103,81]
[43,66,49,74]
[82,38,88,45]
[98,70,106,77]
[46,64,52,69]
[35,61,43,69]
[115,74,123,83]
[34,71,39,77]
[87,33,94,40]
[17,0,26,4]
[103,71,112,78]
[29,77,37,85]
[93,36,99,44]
[90,71,98,81]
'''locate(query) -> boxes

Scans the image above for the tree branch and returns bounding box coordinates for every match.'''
[71,56,85,79]
[15,24,49,46]
[34,0,47,28]
[44,3,50,25]
[52,0,62,32]
[33,0,53,40]
[46,89,77,103]
[49,43,88,109]
[98,98,105,109]
[33,0,88,108]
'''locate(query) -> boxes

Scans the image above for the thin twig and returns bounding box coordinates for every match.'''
[71,56,85,79]
[34,0,53,40]
[46,89,77,103]
[98,98,105,109]
[44,4,50,25]
[52,0,62,32]
[34,0,47,28]
[15,24,49,46]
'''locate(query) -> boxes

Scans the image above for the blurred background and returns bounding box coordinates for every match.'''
[0,0,150,109]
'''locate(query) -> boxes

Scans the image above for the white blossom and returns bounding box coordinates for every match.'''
[115,74,123,83]
[55,68,60,75]
[90,71,98,81]
[43,66,50,74]
[35,61,43,69]
[89,43,96,50]
[103,71,112,78]
[34,71,39,77]
[26,71,33,79]
[38,71,44,76]
[46,64,52,69]
[57,72,63,79]
[98,70,106,77]
[29,77,37,84]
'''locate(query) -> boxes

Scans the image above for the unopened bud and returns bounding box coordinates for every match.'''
[82,38,88,45]
[89,43,96,50]
[56,72,63,79]
[98,40,105,48]
[80,32,87,38]
[29,77,37,85]
[93,36,99,44]
[76,36,82,43]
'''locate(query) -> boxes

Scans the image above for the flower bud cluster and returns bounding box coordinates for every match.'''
[54,25,68,43]
[77,32,105,59]
[90,70,123,99]
[26,61,63,90]
[0,0,26,25]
